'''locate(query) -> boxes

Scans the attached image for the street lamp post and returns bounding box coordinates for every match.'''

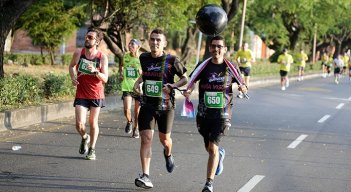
[239,0,247,48]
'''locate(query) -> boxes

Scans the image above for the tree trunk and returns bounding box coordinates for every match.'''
[48,48,55,65]
[334,40,342,58]
[0,0,36,78]
[180,27,196,65]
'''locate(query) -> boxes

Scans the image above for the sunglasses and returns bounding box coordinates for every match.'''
[210,44,225,49]
[85,35,96,41]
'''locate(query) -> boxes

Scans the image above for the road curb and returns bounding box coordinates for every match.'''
[0,95,123,131]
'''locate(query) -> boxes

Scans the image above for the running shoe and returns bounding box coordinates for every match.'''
[125,121,132,134]
[135,174,153,189]
[215,147,225,175]
[281,86,286,91]
[85,147,96,160]
[132,127,139,138]
[202,181,213,192]
[164,149,175,173]
[79,135,90,154]
[236,92,244,99]
[286,80,289,87]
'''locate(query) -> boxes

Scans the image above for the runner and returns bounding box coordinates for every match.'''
[333,54,344,84]
[295,49,308,81]
[234,42,254,98]
[342,52,349,77]
[119,39,142,138]
[68,28,108,160]
[320,52,329,78]
[184,35,247,192]
[133,28,188,189]
[277,48,294,91]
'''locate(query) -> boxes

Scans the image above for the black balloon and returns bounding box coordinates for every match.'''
[196,4,228,36]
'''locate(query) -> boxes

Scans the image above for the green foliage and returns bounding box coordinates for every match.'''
[0,70,123,111]
[0,75,43,110]
[5,53,32,65]
[105,73,121,95]
[17,0,87,63]
[61,54,73,65]
[4,53,73,65]
[43,73,75,98]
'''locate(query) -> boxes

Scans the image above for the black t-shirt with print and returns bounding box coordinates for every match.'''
[139,52,187,110]
[192,61,239,119]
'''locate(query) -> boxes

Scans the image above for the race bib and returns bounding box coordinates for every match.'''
[125,67,137,78]
[78,58,97,74]
[145,80,162,97]
[240,58,247,63]
[204,92,224,108]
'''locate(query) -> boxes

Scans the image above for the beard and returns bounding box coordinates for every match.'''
[84,41,93,49]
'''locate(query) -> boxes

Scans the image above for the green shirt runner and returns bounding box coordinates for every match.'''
[121,53,141,92]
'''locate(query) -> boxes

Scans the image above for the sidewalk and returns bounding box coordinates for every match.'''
[0,73,321,132]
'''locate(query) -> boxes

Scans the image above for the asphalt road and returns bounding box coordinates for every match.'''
[0,75,350,192]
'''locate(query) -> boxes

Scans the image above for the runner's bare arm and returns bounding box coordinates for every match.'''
[163,73,188,94]
[133,76,143,95]
[68,49,82,85]
[118,57,124,80]
[95,53,108,83]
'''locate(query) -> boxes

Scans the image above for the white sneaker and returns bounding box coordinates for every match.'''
[281,86,286,91]
[301,76,304,80]
[335,79,339,84]
[286,80,289,88]
[237,92,244,99]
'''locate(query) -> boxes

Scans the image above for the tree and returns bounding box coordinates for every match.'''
[0,0,36,78]
[247,0,315,51]
[17,0,87,65]
[88,0,198,65]
[314,0,351,57]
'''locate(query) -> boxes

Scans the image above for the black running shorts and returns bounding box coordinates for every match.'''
[138,105,174,134]
[239,67,251,76]
[279,70,288,77]
[196,115,229,147]
[121,91,141,102]
[73,98,105,109]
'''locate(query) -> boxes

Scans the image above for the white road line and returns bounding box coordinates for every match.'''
[237,175,265,192]
[287,134,308,149]
[336,103,345,109]
[325,97,351,101]
[318,115,331,123]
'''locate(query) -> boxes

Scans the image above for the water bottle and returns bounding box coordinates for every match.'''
[12,145,22,151]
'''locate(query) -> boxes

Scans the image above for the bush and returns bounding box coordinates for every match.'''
[4,53,66,65]
[61,54,73,65]
[43,73,75,98]
[0,75,43,110]
[105,73,121,95]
